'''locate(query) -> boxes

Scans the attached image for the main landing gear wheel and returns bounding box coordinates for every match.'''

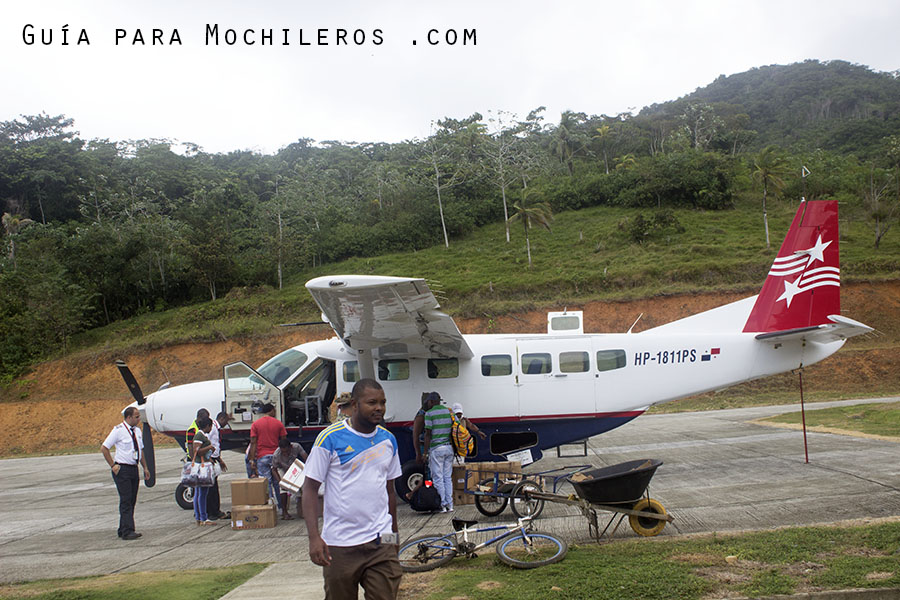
[496,531,568,568]
[628,497,667,537]
[175,483,194,510]
[474,480,510,516]
[398,535,457,572]
[510,479,545,519]
[395,461,425,503]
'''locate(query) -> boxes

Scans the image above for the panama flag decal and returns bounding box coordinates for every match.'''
[701,348,721,362]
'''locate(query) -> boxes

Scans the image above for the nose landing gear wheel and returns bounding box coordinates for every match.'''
[175,482,194,510]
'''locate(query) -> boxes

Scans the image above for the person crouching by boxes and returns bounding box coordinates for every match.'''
[272,437,307,520]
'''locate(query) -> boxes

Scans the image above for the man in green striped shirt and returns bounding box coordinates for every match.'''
[423,392,455,512]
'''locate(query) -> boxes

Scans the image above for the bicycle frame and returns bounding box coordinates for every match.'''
[450,516,534,556]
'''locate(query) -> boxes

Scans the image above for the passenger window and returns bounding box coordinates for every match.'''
[550,316,581,331]
[521,353,551,375]
[342,361,359,383]
[596,349,627,371]
[559,351,589,373]
[377,359,409,381]
[481,354,512,376]
[427,358,459,379]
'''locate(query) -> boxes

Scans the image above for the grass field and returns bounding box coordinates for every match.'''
[759,402,900,439]
[0,565,266,600]
[403,521,900,600]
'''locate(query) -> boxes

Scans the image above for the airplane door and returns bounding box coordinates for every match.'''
[517,338,594,419]
[223,361,283,431]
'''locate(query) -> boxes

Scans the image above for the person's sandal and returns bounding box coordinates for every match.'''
[201,520,217,526]
[281,514,295,520]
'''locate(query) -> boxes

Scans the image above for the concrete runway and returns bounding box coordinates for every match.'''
[1,398,898,587]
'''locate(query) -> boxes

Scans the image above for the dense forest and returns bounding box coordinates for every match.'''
[2,59,899,381]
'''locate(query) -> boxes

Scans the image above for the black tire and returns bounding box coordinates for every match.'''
[628,498,667,537]
[510,479,545,519]
[496,531,568,569]
[395,461,425,503]
[175,483,194,510]
[474,479,509,516]
[398,535,457,572]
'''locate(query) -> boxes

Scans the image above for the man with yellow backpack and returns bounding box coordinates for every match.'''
[450,402,487,464]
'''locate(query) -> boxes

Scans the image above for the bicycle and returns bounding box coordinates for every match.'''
[398,515,568,571]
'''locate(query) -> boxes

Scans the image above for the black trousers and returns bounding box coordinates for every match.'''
[207,477,221,517]
[112,464,139,537]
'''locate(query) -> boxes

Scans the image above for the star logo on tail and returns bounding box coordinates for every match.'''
[772,235,839,306]
[793,235,831,265]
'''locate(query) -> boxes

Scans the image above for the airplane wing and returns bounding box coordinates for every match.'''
[755,315,873,344]
[305,275,474,360]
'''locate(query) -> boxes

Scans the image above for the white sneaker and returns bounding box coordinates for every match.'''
[440,506,449,513]
[447,506,454,512]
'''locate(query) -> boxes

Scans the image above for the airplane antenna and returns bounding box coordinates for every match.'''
[626,313,643,333]
[800,165,810,203]
[160,366,171,386]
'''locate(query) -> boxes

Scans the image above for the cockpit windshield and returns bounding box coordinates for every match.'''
[257,349,309,387]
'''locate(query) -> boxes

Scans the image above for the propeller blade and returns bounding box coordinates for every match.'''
[143,421,156,488]
[115,360,145,406]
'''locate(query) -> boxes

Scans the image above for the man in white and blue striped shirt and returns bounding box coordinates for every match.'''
[303,379,402,600]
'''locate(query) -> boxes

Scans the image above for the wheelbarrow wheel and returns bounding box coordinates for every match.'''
[474,479,509,516]
[628,497,667,537]
[510,479,545,519]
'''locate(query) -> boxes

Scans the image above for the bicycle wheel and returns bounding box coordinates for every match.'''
[474,479,508,516]
[398,535,457,572]
[496,531,567,569]
[510,479,545,519]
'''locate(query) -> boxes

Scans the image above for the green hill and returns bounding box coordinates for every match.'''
[68,198,900,358]
[642,59,900,157]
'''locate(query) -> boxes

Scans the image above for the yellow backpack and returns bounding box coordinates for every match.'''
[451,415,474,457]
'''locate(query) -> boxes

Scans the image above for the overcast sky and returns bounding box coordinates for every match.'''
[2,0,898,154]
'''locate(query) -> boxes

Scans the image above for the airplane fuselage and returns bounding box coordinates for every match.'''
[139,325,844,465]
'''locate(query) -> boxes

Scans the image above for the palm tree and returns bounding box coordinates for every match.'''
[752,146,789,248]
[508,193,553,268]
[593,124,612,174]
[2,212,35,269]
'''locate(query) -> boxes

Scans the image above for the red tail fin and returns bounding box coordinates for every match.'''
[743,201,840,333]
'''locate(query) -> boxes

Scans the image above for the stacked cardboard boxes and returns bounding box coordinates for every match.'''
[230,478,277,530]
[452,461,522,506]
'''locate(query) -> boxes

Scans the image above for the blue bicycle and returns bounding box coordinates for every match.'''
[398,516,568,571]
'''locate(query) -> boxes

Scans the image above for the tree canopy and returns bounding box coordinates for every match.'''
[2,60,900,380]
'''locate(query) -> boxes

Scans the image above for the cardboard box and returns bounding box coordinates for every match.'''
[452,465,475,505]
[278,459,306,495]
[231,503,277,530]
[231,478,270,506]
[452,465,467,493]
[453,489,473,506]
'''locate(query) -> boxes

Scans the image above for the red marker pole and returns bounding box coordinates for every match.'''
[799,370,809,464]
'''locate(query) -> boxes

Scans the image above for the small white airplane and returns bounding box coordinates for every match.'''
[117,200,871,499]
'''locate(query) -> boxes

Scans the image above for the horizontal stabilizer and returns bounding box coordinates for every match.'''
[755,315,873,344]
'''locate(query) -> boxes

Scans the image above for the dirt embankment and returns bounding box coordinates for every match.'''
[2,281,898,457]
